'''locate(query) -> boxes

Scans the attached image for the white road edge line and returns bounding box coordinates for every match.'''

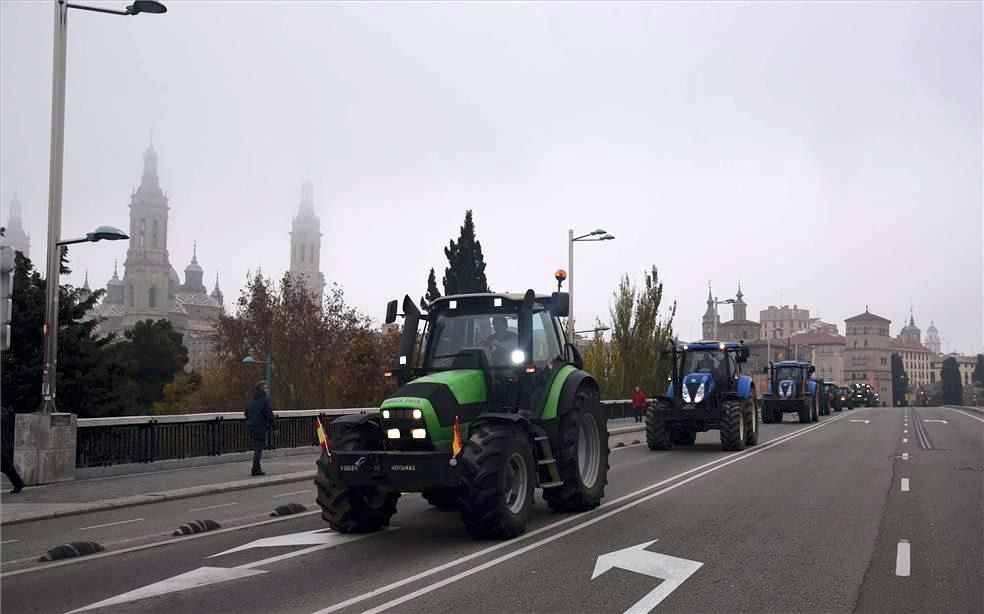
[1,539,19,545]
[312,413,848,614]
[896,540,910,576]
[611,443,647,452]
[901,478,909,492]
[80,518,144,531]
[273,490,310,498]
[189,502,239,512]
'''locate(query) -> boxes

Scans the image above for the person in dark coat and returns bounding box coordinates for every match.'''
[245,381,276,476]
[1,406,26,493]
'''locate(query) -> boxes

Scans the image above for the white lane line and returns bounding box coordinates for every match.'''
[903,438,908,443]
[896,540,911,576]
[901,478,910,492]
[1,539,19,545]
[273,489,310,498]
[901,452,909,460]
[80,518,144,531]
[189,502,238,512]
[922,419,948,424]
[320,414,848,614]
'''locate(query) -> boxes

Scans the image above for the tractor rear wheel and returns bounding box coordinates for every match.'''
[812,396,820,422]
[670,429,696,446]
[543,388,609,513]
[744,398,759,446]
[799,400,812,424]
[646,402,672,450]
[314,426,400,533]
[458,423,534,539]
[720,400,746,452]
[421,488,459,510]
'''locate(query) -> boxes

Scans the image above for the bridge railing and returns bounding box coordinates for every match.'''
[75,401,635,468]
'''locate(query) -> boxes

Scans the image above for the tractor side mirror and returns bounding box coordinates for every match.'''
[763,366,769,374]
[551,292,570,317]
[740,345,750,361]
[809,366,816,374]
[567,343,584,370]
[385,299,398,324]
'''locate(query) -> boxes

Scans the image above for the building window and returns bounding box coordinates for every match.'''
[139,219,146,247]
[127,285,134,307]
[149,286,157,308]
[152,220,159,248]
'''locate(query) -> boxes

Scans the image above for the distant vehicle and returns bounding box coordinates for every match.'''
[645,340,758,452]
[836,386,854,410]
[849,383,875,407]
[812,377,832,416]
[761,361,819,424]
[823,381,842,412]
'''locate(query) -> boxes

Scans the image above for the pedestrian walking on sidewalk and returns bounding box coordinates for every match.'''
[1,406,26,493]
[245,381,276,476]
[631,387,647,423]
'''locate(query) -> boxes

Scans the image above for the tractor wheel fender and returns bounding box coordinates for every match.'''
[556,371,599,419]
[331,413,379,429]
[736,375,755,400]
[469,412,531,434]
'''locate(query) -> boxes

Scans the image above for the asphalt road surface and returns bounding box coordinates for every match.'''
[1,406,980,614]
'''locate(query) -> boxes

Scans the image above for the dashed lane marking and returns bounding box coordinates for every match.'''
[901,478,909,492]
[896,540,911,576]
[189,502,238,512]
[901,453,909,460]
[80,518,144,531]
[902,438,908,443]
[317,414,850,614]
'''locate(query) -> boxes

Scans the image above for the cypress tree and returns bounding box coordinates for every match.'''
[425,267,441,302]
[941,356,963,404]
[442,210,490,295]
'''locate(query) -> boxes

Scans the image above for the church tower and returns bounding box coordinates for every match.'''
[105,260,124,305]
[4,192,31,258]
[181,242,206,294]
[701,283,718,339]
[899,309,921,344]
[732,282,747,321]
[924,321,940,354]
[122,142,172,325]
[288,179,325,298]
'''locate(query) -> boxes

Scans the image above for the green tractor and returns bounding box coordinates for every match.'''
[314,284,609,539]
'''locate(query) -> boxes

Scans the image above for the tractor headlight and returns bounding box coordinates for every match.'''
[411,428,427,439]
[681,387,692,403]
[412,408,423,420]
[511,349,526,364]
[382,409,391,420]
[694,383,706,403]
[386,428,401,439]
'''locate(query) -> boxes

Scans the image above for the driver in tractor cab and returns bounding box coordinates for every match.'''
[484,316,518,364]
[698,353,716,373]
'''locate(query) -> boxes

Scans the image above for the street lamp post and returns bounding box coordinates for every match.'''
[39,0,166,413]
[567,228,614,343]
[243,354,272,394]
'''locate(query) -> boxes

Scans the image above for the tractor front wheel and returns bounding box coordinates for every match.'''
[646,402,672,450]
[543,388,609,513]
[458,423,535,539]
[314,426,400,533]
[720,400,746,451]
[799,400,812,424]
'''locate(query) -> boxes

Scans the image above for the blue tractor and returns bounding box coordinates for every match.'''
[645,340,758,452]
[760,361,819,424]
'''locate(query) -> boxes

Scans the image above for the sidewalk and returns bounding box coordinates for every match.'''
[1,419,644,526]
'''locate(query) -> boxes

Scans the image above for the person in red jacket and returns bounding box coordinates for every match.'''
[631,386,646,423]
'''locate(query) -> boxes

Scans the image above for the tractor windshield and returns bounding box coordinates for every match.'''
[775,366,804,383]
[423,309,562,369]
[682,350,728,382]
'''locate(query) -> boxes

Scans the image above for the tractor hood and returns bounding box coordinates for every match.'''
[778,379,797,399]
[681,373,714,403]
[381,369,487,428]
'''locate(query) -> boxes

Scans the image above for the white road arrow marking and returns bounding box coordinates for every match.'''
[591,541,703,613]
[68,528,392,613]
[850,420,871,424]
[922,419,948,424]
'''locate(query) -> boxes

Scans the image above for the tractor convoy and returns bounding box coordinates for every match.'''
[314,274,857,541]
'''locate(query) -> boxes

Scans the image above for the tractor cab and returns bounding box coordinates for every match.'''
[761,361,819,424]
[670,341,749,404]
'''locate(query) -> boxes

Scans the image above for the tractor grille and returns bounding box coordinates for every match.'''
[686,382,700,400]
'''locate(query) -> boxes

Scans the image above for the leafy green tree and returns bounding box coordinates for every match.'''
[891,352,908,406]
[442,210,490,295]
[941,356,963,405]
[607,267,675,397]
[581,318,621,399]
[973,353,983,385]
[425,267,441,302]
[152,372,203,415]
[121,319,188,407]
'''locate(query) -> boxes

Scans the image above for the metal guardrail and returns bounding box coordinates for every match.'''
[75,401,635,468]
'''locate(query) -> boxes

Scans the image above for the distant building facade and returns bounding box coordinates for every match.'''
[89,145,224,372]
[890,312,932,388]
[843,308,893,406]
[760,304,811,340]
[929,353,977,387]
[789,330,846,384]
[924,321,941,355]
[3,193,31,258]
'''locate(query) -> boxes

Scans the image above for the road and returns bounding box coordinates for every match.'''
[1,406,980,614]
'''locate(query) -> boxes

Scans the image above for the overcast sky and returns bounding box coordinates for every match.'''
[2,1,981,354]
